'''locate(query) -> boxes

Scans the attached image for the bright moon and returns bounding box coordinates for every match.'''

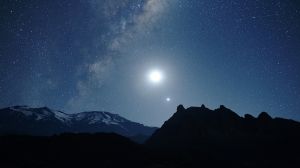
[148,70,163,84]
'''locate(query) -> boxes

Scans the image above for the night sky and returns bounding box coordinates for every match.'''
[0,0,300,126]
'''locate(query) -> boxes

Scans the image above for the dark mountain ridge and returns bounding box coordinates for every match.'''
[146,104,300,167]
[147,104,300,149]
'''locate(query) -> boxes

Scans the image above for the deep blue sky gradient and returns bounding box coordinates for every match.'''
[0,0,299,126]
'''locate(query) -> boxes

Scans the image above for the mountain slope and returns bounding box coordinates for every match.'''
[146,104,300,167]
[0,106,157,138]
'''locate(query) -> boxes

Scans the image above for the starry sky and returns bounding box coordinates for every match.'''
[0,0,300,126]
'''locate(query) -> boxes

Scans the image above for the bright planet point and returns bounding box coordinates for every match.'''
[166,97,171,102]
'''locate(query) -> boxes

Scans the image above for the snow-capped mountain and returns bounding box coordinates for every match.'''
[0,106,157,137]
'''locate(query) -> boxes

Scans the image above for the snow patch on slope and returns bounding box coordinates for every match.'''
[53,110,72,122]
[9,106,70,121]
[73,111,127,125]
[10,106,33,116]
[8,106,130,125]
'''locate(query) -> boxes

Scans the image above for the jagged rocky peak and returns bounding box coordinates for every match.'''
[217,105,234,112]
[244,113,255,120]
[201,104,206,108]
[176,104,235,114]
[219,105,226,109]
[176,104,185,112]
[258,112,272,120]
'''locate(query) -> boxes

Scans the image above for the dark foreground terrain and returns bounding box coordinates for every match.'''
[1,105,300,168]
[0,133,191,168]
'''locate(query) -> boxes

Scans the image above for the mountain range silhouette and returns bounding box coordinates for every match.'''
[147,104,300,150]
[0,104,300,167]
[0,105,156,142]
